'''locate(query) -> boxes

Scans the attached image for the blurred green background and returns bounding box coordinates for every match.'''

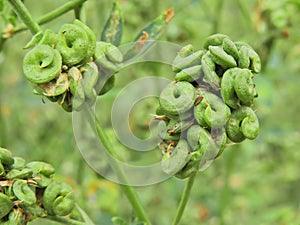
[1,0,300,224]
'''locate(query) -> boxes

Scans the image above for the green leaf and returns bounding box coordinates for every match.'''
[123,8,174,61]
[75,204,96,225]
[101,1,123,46]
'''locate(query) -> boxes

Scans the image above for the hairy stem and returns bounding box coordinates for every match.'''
[171,172,197,225]
[13,0,87,34]
[84,106,152,225]
[7,0,40,34]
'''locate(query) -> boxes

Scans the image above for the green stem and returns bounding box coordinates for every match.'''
[171,172,197,225]
[7,0,40,34]
[85,106,152,225]
[45,216,87,225]
[13,0,87,34]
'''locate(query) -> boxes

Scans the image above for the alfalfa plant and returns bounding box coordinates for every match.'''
[0,0,261,224]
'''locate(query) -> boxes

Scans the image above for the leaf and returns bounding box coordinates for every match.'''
[123,8,175,61]
[75,204,96,225]
[101,1,123,46]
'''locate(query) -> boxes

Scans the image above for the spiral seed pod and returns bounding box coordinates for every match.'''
[172,50,203,73]
[42,180,75,216]
[23,45,62,84]
[226,106,259,142]
[161,140,191,175]
[203,33,229,49]
[0,193,13,220]
[26,161,55,177]
[12,157,26,170]
[194,91,231,128]
[13,180,36,206]
[221,67,257,108]
[56,20,96,66]
[0,147,14,166]
[159,81,195,116]
[6,168,33,179]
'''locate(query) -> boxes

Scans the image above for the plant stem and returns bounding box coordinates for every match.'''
[13,0,87,34]
[7,0,40,34]
[84,106,152,225]
[171,172,197,225]
[46,216,86,225]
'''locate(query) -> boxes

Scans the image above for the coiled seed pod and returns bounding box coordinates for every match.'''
[42,180,75,216]
[13,180,36,206]
[159,81,195,116]
[56,20,96,66]
[0,193,13,220]
[23,44,62,84]
[226,106,259,142]
[0,147,14,166]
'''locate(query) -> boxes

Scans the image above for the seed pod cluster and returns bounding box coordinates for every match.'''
[156,34,261,179]
[22,20,123,112]
[0,147,76,224]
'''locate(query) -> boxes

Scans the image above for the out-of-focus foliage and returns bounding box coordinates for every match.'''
[1,0,300,224]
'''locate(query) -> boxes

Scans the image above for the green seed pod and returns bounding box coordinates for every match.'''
[68,67,83,96]
[157,120,180,141]
[23,44,62,84]
[186,125,212,154]
[201,52,220,89]
[12,157,26,169]
[234,69,256,106]
[33,72,69,97]
[226,106,259,142]
[175,65,202,82]
[178,44,194,57]
[161,140,191,175]
[26,161,55,177]
[23,31,43,49]
[172,50,203,73]
[73,19,96,62]
[167,119,194,135]
[81,62,99,101]
[194,92,231,128]
[42,180,75,216]
[6,168,33,179]
[0,162,5,177]
[208,45,237,69]
[13,180,36,205]
[94,41,121,72]
[221,68,241,109]
[159,81,195,116]
[0,193,13,220]
[56,21,95,66]
[222,37,239,60]
[39,29,58,47]
[203,33,229,49]
[237,45,250,69]
[0,147,14,166]
[7,208,24,225]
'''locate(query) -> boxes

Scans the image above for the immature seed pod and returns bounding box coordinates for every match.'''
[0,147,14,166]
[226,106,259,142]
[172,50,203,73]
[203,33,229,49]
[94,41,122,72]
[201,52,220,89]
[161,140,191,175]
[6,168,33,179]
[81,62,99,102]
[23,44,62,84]
[159,81,195,116]
[175,65,202,82]
[13,180,36,205]
[208,45,237,69]
[12,157,26,169]
[26,161,55,177]
[56,20,96,66]
[221,68,257,108]
[222,38,239,61]
[194,92,231,128]
[33,72,70,97]
[0,193,13,220]
[42,180,75,216]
